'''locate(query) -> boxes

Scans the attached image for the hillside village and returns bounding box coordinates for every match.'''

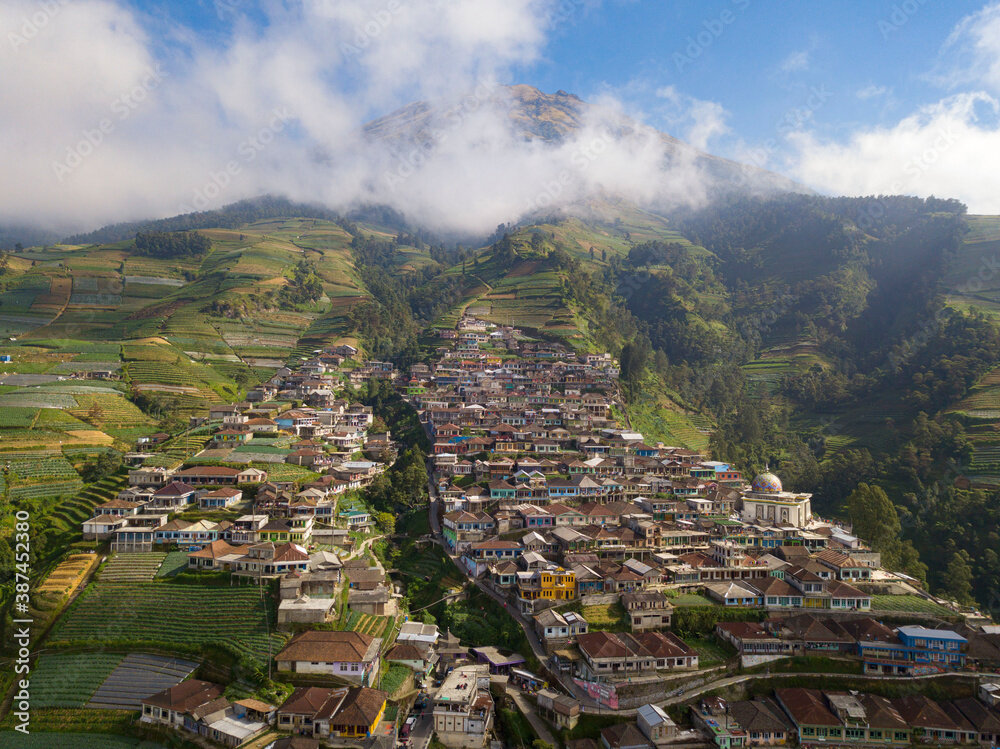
[13,311,995,749]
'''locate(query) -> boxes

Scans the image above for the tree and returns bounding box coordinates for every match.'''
[375,511,396,535]
[87,403,105,424]
[943,551,975,606]
[619,338,650,392]
[134,230,210,258]
[81,450,122,483]
[846,483,900,553]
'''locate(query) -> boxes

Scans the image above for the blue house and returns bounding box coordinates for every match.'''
[859,625,967,676]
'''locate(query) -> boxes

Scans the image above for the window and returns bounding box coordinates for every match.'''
[894,732,908,741]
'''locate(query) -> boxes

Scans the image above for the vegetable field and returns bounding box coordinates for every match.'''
[50,581,287,664]
[99,553,167,582]
[0,732,163,748]
[870,595,956,616]
[29,653,125,708]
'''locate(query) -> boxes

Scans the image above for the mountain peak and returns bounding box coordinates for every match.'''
[364,84,806,199]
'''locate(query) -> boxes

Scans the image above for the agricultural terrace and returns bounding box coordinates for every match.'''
[99,553,167,582]
[378,664,411,698]
[0,732,164,748]
[49,581,287,665]
[0,452,84,502]
[37,554,100,597]
[340,611,394,641]
[870,595,957,616]
[29,653,125,708]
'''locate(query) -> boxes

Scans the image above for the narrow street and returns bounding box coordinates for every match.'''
[506,684,559,747]
[424,457,600,712]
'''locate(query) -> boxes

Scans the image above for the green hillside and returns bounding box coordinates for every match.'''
[2,192,1000,608]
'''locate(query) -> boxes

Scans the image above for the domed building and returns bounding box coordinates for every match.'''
[740,472,812,528]
[750,472,783,494]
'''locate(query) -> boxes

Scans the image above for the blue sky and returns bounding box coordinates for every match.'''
[528,2,987,142]
[149,1,989,143]
[3,0,999,233]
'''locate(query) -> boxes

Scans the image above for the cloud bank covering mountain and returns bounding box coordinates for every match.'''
[1,0,999,239]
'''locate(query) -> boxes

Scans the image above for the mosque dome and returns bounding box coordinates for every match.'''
[751,472,783,493]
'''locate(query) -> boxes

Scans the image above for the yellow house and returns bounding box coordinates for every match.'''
[329,687,386,738]
[279,685,387,740]
[519,567,576,602]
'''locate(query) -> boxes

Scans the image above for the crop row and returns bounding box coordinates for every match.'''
[29,653,125,708]
[0,407,39,428]
[7,456,81,480]
[10,480,84,501]
[50,582,285,662]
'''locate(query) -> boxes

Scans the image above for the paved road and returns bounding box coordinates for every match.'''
[422,450,600,712]
[506,685,558,747]
[405,705,434,749]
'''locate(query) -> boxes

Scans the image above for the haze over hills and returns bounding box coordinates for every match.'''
[8,4,1000,742]
[3,85,808,249]
[0,86,998,616]
[363,84,808,211]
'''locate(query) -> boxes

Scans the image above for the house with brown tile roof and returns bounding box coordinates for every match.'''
[141,680,222,728]
[575,631,697,680]
[276,630,381,684]
[187,539,244,570]
[893,694,975,745]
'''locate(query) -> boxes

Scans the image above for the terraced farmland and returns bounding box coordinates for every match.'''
[88,652,199,710]
[69,393,153,428]
[870,595,956,616]
[99,553,167,582]
[0,407,39,428]
[579,603,628,632]
[627,395,711,452]
[42,474,126,541]
[0,732,165,748]
[349,613,393,639]
[1,452,84,501]
[37,554,99,597]
[50,581,287,665]
[29,653,125,708]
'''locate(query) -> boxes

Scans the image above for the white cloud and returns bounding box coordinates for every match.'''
[783,2,1000,214]
[778,49,810,74]
[654,85,730,151]
[935,1,1000,94]
[856,84,890,100]
[785,92,1000,213]
[0,0,755,238]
